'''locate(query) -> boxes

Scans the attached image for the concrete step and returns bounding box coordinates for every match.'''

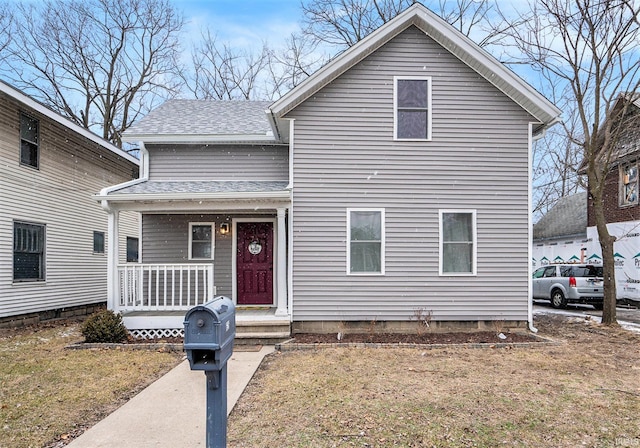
[235,319,290,345]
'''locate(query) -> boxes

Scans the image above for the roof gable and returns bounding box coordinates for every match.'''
[268,3,560,134]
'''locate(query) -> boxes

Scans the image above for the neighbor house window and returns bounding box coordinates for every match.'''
[394,77,432,140]
[13,221,45,281]
[347,209,385,274]
[20,112,39,169]
[93,231,105,254]
[126,237,139,262]
[189,223,214,260]
[439,210,476,275]
[620,163,638,206]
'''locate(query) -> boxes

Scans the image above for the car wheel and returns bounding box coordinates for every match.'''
[550,290,567,309]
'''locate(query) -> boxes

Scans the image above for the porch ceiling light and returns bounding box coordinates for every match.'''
[220,222,230,235]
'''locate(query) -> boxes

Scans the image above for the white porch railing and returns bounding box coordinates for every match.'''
[117,264,215,312]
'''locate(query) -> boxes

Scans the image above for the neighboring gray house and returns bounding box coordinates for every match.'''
[96,4,561,339]
[0,80,140,326]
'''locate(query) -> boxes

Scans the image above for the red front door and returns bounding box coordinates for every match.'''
[236,222,274,305]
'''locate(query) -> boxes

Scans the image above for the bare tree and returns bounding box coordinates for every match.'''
[301,0,509,49]
[265,32,326,99]
[0,1,11,58]
[1,0,184,147]
[185,29,270,100]
[506,0,640,325]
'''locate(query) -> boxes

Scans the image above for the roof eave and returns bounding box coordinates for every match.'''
[121,133,279,144]
[0,80,139,166]
[94,190,292,202]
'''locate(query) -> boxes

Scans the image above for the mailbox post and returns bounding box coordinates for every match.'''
[184,296,235,448]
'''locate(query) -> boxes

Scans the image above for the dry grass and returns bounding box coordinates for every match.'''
[228,315,640,447]
[0,321,183,448]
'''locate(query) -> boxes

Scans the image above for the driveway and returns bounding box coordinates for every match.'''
[533,301,640,332]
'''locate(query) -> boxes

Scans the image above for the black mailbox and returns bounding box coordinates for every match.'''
[184,296,235,372]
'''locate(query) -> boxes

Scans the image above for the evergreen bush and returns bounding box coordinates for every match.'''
[81,309,129,343]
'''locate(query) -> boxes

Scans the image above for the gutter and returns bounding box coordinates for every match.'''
[98,143,149,211]
[94,190,292,202]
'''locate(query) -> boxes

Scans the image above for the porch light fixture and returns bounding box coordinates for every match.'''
[220,222,230,235]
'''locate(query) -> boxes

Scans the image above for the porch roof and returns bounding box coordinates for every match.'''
[95,180,291,204]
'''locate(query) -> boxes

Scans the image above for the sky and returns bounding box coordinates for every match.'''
[176,0,305,50]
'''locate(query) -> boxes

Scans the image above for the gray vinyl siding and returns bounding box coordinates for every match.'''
[147,144,288,181]
[141,214,234,298]
[0,92,138,318]
[287,26,534,322]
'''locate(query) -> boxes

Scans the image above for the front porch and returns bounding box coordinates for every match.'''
[122,307,291,343]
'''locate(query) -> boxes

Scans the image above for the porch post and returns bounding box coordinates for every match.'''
[275,208,288,317]
[106,208,120,312]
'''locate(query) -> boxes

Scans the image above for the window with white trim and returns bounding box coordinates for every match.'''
[14,221,45,281]
[20,112,39,169]
[394,77,432,140]
[439,210,476,275]
[620,163,638,206]
[189,223,214,260]
[347,209,384,274]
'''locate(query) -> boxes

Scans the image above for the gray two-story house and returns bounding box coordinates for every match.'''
[0,80,139,326]
[96,4,561,339]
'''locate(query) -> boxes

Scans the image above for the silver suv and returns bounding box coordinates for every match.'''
[532,264,604,309]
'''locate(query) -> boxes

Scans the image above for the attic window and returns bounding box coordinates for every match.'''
[394,77,432,141]
[620,163,638,206]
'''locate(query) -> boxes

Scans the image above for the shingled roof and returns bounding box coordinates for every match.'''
[123,100,274,142]
[533,192,587,241]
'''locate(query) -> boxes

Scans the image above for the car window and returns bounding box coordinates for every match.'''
[578,266,603,277]
[532,268,545,279]
[560,266,572,277]
[543,266,557,277]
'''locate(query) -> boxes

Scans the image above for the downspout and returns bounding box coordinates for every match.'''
[98,142,148,313]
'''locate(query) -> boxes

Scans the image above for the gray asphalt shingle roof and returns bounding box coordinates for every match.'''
[533,192,587,241]
[124,100,273,137]
[109,180,289,195]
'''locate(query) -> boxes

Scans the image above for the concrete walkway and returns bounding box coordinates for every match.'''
[67,346,274,448]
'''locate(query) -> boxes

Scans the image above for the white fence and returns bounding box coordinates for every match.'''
[117,264,215,312]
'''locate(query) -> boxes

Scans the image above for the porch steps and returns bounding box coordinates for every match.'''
[235,318,291,345]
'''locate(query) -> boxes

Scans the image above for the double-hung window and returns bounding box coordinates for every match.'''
[347,209,385,274]
[439,210,476,276]
[394,77,432,140]
[13,221,45,281]
[620,163,638,206]
[20,112,39,169]
[189,223,214,260]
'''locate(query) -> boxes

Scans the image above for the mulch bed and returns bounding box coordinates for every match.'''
[291,331,540,344]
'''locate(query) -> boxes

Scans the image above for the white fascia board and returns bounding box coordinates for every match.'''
[121,133,278,144]
[97,177,149,197]
[93,190,292,202]
[0,80,139,165]
[269,3,561,127]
